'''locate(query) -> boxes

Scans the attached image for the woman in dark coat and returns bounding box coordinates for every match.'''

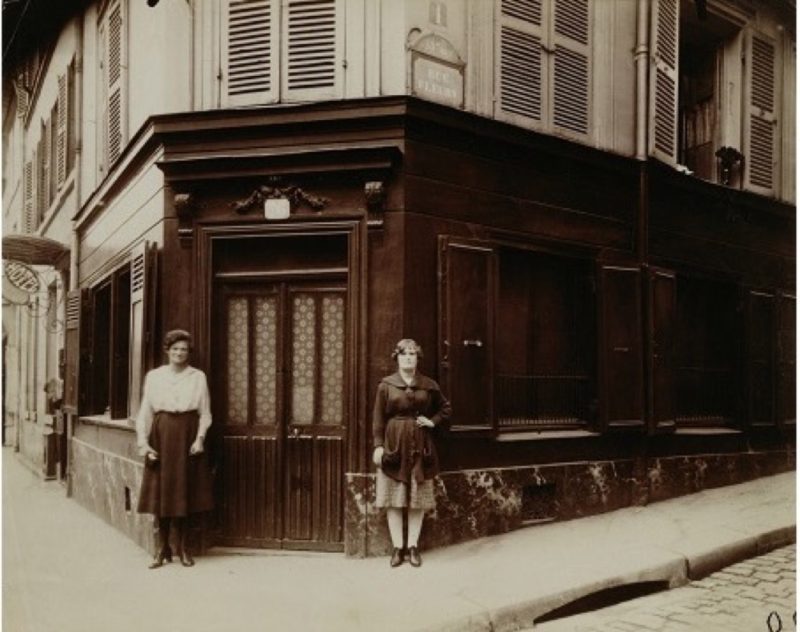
[135,330,214,568]
[372,338,451,567]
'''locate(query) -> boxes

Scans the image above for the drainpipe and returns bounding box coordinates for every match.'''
[635,0,650,161]
[64,12,85,497]
[635,0,651,448]
[70,12,84,292]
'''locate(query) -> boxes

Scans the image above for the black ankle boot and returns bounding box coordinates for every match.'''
[407,546,422,567]
[149,520,172,569]
[389,547,404,568]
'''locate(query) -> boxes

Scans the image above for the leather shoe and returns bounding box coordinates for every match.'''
[407,546,422,567]
[389,547,404,568]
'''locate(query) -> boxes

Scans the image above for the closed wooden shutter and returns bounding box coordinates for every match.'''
[64,289,90,415]
[221,0,279,106]
[647,267,676,431]
[551,0,590,137]
[128,241,157,419]
[282,0,343,102]
[598,264,644,429]
[23,160,34,233]
[648,0,679,164]
[56,74,67,186]
[745,289,776,427]
[439,237,495,429]
[37,132,47,220]
[744,32,777,196]
[776,292,795,427]
[497,0,545,125]
[105,1,126,166]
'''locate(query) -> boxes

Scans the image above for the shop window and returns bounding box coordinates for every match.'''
[220,0,343,106]
[674,276,739,426]
[496,0,591,140]
[495,249,594,429]
[438,236,595,432]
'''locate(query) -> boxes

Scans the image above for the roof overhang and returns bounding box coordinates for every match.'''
[2,234,70,268]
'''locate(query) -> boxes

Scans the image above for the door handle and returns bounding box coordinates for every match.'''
[462,339,483,348]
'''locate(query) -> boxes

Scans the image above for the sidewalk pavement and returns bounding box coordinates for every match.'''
[3,448,795,632]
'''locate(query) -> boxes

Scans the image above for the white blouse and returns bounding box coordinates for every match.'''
[135,365,212,455]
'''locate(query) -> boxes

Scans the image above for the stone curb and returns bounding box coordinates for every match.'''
[416,556,689,632]
[419,524,795,632]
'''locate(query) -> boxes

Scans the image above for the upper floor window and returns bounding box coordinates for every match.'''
[98,0,127,173]
[220,0,343,106]
[650,0,782,197]
[22,58,77,234]
[495,0,591,141]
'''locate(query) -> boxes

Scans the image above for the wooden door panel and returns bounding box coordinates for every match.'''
[440,239,494,428]
[649,268,676,429]
[599,264,644,428]
[221,435,280,545]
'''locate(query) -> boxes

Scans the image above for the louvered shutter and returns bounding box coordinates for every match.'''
[128,241,156,419]
[648,0,679,164]
[282,0,343,101]
[64,289,90,415]
[598,264,644,429]
[744,32,777,196]
[56,74,67,186]
[496,0,545,126]
[23,160,34,233]
[14,77,29,119]
[221,0,279,106]
[37,134,47,220]
[551,0,590,137]
[106,1,125,166]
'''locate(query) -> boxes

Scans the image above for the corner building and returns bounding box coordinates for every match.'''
[2,0,794,556]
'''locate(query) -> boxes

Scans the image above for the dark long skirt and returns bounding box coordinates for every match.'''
[137,411,214,517]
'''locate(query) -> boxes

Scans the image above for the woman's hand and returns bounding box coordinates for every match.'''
[415,415,435,428]
[146,449,159,462]
[189,437,205,455]
[372,447,384,467]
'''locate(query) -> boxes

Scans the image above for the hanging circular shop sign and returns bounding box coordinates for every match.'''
[4,260,41,294]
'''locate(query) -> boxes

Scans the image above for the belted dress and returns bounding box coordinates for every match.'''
[135,365,214,518]
[372,372,451,510]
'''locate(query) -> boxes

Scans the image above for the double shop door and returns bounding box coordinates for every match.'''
[213,277,347,550]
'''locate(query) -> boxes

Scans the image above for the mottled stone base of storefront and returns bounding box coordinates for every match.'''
[71,437,155,553]
[344,449,796,557]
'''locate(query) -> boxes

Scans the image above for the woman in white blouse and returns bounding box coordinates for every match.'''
[136,329,214,568]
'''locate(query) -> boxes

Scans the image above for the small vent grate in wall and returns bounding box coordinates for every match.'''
[521,482,556,524]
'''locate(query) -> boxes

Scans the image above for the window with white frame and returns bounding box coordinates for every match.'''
[650,0,784,197]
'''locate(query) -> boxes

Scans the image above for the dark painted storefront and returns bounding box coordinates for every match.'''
[67,97,795,557]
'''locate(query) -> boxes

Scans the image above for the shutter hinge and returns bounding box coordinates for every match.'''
[342,59,348,69]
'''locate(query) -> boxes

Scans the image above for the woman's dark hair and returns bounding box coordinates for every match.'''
[163,329,193,352]
[391,338,423,361]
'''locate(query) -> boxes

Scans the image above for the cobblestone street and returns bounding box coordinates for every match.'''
[533,545,796,631]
